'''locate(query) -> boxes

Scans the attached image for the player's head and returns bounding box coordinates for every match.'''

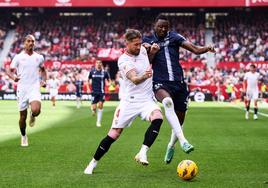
[125,29,142,56]
[95,60,103,70]
[250,64,256,73]
[154,14,169,38]
[23,34,35,51]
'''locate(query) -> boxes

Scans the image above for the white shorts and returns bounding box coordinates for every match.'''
[49,89,58,98]
[111,99,161,129]
[246,90,259,100]
[17,87,41,111]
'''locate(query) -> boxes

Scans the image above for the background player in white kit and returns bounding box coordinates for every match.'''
[6,34,46,147]
[243,64,260,120]
[84,29,162,175]
[47,74,60,107]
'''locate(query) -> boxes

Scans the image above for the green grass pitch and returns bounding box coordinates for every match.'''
[0,100,267,188]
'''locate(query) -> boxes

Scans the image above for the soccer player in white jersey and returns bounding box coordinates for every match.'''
[47,74,60,107]
[243,64,260,120]
[6,34,46,147]
[84,29,162,175]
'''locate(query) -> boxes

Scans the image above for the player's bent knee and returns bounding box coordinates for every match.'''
[108,128,122,140]
[150,110,163,121]
[32,109,41,116]
[162,97,174,109]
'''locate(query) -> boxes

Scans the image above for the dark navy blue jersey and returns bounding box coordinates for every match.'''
[143,31,186,82]
[88,68,110,94]
[75,80,84,94]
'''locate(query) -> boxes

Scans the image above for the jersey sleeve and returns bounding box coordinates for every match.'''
[118,58,135,77]
[141,46,148,56]
[10,55,18,69]
[175,33,187,47]
[142,36,150,44]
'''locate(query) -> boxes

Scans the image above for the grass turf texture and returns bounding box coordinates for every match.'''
[0,101,267,188]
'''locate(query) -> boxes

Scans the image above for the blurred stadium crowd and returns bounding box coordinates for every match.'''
[0,11,267,101]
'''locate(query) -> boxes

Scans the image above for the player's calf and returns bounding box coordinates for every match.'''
[84,135,116,175]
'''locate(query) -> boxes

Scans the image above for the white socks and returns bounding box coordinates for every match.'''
[97,109,103,124]
[162,97,187,147]
[139,144,149,155]
[76,100,81,108]
[168,130,178,148]
[90,158,98,167]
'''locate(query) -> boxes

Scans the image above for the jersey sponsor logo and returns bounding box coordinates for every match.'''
[92,75,104,78]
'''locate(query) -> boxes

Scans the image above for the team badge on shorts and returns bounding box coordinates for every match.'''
[154,83,163,90]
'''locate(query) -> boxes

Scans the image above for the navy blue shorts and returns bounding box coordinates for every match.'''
[76,91,82,98]
[153,81,189,112]
[91,93,105,104]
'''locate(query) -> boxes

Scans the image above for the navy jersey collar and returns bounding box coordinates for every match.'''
[154,31,170,41]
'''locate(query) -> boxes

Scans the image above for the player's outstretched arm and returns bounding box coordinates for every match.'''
[181,41,215,55]
[126,69,152,85]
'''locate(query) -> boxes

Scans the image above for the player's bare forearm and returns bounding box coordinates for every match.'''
[6,67,19,82]
[40,67,47,81]
[243,81,247,92]
[39,67,47,87]
[127,70,152,85]
[148,53,156,63]
[87,80,91,92]
[181,41,215,55]
[144,43,160,63]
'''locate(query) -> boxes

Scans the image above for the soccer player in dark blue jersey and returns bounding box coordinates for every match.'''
[88,60,111,127]
[74,74,84,109]
[143,14,215,163]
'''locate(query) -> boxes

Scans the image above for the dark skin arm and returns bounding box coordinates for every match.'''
[40,66,47,87]
[6,67,20,82]
[181,41,215,55]
[142,43,160,63]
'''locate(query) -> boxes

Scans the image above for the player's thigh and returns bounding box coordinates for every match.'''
[175,111,186,125]
[96,94,105,108]
[252,91,259,100]
[100,93,105,102]
[153,82,172,102]
[91,93,99,104]
[173,84,189,112]
[246,91,253,101]
[76,92,82,98]
[17,89,29,111]
[140,100,162,121]
[29,89,41,112]
[50,89,58,98]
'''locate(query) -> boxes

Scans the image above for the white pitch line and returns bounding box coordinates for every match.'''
[231,105,268,118]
